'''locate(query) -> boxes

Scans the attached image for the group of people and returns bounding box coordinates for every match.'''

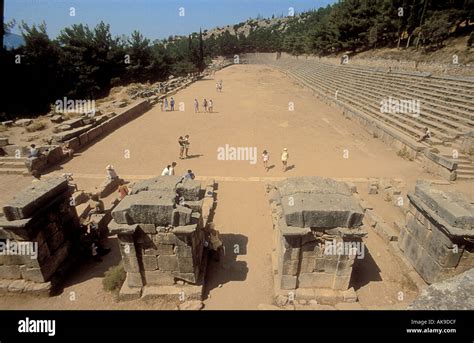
[261,148,290,172]
[194,98,214,113]
[160,97,176,112]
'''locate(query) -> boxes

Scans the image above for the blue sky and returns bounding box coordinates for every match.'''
[5,0,336,40]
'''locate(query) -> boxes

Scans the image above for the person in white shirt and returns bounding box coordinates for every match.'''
[418,127,432,142]
[161,165,171,176]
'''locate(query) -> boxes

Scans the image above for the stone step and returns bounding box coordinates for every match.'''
[0,157,27,162]
[299,67,473,130]
[0,161,27,169]
[297,72,468,144]
[0,168,30,175]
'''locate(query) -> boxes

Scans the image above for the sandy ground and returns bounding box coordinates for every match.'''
[0,64,472,310]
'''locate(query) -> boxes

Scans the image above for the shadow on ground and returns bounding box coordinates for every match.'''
[350,245,383,290]
[203,233,249,299]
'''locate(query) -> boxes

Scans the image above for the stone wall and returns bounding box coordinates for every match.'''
[399,181,474,284]
[0,177,80,296]
[108,176,215,300]
[267,177,366,292]
[64,99,151,152]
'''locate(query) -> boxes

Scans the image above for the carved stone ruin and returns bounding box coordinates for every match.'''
[267,177,366,302]
[0,177,80,296]
[399,181,474,284]
[109,176,215,301]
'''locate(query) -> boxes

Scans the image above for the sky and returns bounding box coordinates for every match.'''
[5,0,336,40]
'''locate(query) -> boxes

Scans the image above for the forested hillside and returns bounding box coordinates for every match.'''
[1,0,472,118]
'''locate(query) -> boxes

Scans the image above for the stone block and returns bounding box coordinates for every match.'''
[173,206,192,226]
[2,177,69,221]
[298,272,335,289]
[332,275,351,290]
[178,257,195,273]
[111,191,175,225]
[157,255,178,271]
[0,265,21,279]
[127,272,144,288]
[282,258,299,276]
[144,270,175,286]
[142,255,158,271]
[281,275,297,290]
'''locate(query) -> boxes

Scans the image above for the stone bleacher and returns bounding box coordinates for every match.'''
[246,54,474,180]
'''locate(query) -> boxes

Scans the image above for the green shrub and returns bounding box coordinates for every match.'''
[102,263,126,292]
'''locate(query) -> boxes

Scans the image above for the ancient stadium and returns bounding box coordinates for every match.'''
[0,1,473,314]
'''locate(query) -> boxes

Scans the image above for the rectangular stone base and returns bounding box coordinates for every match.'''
[141,283,203,302]
[0,278,52,297]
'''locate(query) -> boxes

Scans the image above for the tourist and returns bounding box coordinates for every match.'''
[281,148,289,172]
[62,142,74,158]
[262,150,269,172]
[159,100,164,112]
[208,99,213,113]
[87,193,105,219]
[161,165,172,176]
[184,134,190,158]
[62,172,78,192]
[117,180,129,200]
[106,165,118,180]
[216,82,220,92]
[184,169,195,180]
[169,161,177,176]
[164,98,169,111]
[194,98,199,113]
[178,136,186,159]
[175,169,195,186]
[219,80,223,92]
[28,144,39,159]
[175,189,185,206]
[170,97,175,111]
[418,127,432,142]
[203,98,208,112]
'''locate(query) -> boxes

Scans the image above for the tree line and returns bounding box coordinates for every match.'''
[1,0,472,118]
[1,21,206,118]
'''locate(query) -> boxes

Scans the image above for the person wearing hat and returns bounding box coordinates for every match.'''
[281,148,289,172]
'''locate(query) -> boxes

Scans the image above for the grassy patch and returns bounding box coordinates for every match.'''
[102,263,126,293]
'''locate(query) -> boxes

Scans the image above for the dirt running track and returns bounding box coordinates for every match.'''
[0,64,457,310]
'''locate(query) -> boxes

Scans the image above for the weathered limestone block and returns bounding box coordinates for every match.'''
[281,193,364,228]
[413,181,474,230]
[130,176,201,200]
[3,177,69,221]
[408,268,474,310]
[112,191,175,225]
[144,270,175,286]
[157,255,178,271]
[173,206,192,226]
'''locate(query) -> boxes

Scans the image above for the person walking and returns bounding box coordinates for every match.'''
[208,99,213,113]
[178,136,186,159]
[203,98,208,113]
[262,150,269,172]
[164,98,169,111]
[183,135,190,158]
[281,148,289,172]
[170,97,175,111]
[194,98,199,113]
